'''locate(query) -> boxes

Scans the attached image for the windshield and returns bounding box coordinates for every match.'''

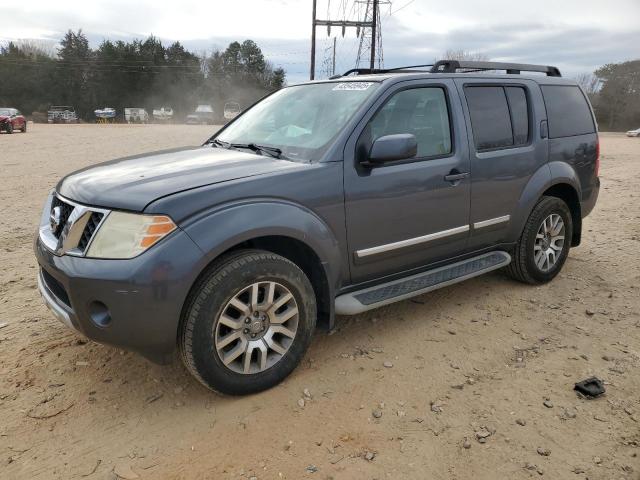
[215,81,380,161]
[0,109,13,116]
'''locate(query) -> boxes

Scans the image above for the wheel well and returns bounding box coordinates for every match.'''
[220,236,332,330]
[542,183,582,246]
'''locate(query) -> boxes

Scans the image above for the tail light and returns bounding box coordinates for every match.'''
[595,136,600,177]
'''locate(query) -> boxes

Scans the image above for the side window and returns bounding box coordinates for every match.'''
[505,87,529,145]
[465,85,531,151]
[540,85,595,138]
[367,87,452,158]
[465,86,513,151]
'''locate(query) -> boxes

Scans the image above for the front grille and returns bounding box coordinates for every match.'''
[51,196,74,238]
[44,194,109,256]
[77,212,104,251]
[41,269,71,308]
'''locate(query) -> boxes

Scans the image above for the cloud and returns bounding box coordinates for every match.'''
[1,0,639,83]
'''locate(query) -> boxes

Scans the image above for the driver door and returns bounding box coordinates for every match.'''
[343,79,471,283]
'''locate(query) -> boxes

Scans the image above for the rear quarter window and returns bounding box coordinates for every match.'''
[541,85,595,138]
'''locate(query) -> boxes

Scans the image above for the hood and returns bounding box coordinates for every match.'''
[57,146,303,211]
[0,116,8,122]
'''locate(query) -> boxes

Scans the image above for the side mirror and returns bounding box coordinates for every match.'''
[367,134,417,165]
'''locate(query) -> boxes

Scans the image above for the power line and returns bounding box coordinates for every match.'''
[391,0,415,14]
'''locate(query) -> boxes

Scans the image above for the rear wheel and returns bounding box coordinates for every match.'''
[21,122,27,133]
[506,196,573,284]
[179,250,316,395]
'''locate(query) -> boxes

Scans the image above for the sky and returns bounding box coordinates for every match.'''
[2,0,639,83]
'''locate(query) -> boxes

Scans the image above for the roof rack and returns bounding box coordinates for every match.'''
[335,60,561,78]
[334,64,434,78]
[430,60,562,77]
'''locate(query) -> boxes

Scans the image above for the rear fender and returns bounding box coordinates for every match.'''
[506,162,581,242]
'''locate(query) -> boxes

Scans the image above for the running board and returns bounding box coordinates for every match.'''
[335,251,511,315]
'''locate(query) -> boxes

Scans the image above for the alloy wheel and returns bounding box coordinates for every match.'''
[214,281,299,374]
[533,213,565,272]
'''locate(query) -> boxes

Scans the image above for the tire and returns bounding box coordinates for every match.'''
[179,249,316,395]
[6,123,13,134]
[21,122,27,133]
[506,196,573,284]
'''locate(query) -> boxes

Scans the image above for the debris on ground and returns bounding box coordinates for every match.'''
[574,377,606,398]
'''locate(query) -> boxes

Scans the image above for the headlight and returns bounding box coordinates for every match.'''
[86,212,176,259]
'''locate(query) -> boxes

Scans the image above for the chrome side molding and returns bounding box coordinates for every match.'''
[356,225,469,258]
[473,215,510,229]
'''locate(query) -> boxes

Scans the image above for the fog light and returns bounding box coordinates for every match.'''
[89,301,111,327]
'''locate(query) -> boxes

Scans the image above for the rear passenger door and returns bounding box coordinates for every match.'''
[454,79,548,250]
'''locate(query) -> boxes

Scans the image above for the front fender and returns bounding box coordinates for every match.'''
[180,199,343,290]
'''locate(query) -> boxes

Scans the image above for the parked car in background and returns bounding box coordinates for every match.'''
[35,60,600,395]
[48,106,78,124]
[0,108,27,133]
[224,101,242,120]
[125,108,149,124]
[186,104,215,125]
[94,107,117,124]
[153,107,173,122]
[626,128,640,137]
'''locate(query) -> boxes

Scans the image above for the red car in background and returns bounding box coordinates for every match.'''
[0,108,27,133]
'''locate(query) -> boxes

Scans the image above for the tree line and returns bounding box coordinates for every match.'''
[0,30,286,121]
[577,60,640,131]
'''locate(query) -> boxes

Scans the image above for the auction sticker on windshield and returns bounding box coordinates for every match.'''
[332,82,374,91]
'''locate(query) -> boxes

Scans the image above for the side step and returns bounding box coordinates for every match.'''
[335,251,511,315]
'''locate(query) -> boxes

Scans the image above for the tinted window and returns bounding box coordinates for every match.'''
[465,86,513,150]
[505,87,529,145]
[541,85,595,138]
[368,87,452,158]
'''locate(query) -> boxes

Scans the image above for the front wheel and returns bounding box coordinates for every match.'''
[179,250,316,395]
[6,123,13,134]
[506,196,573,284]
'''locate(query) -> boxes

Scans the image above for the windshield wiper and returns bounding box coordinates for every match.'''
[210,138,230,148]
[229,143,284,159]
[209,139,286,159]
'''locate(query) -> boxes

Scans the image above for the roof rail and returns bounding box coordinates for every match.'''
[335,64,435,78]
[430,60,562,77]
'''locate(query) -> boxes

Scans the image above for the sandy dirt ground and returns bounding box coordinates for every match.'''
[0,124,639,480]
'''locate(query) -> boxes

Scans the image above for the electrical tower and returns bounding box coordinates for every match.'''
[355,0,388,70]
[310,0,388,79]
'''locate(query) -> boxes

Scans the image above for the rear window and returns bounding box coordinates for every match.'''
[464,86,530,151]
[541,85,595,138]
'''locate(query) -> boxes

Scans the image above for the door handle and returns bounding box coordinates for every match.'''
[444,172,470,184]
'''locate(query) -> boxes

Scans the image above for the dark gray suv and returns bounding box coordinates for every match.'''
[35,60,600,394]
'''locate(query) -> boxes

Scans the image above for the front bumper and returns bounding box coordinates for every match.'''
[34,229,206,364]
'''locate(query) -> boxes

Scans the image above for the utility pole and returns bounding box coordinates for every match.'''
[310,0,317,80]
[310,0,381,79]
[332,36,336,76]
[369,0,377,70]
